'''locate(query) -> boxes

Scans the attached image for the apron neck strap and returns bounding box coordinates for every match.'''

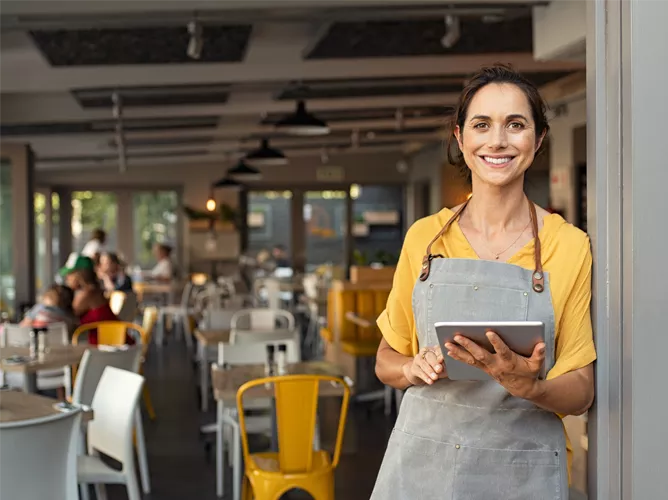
[419,196,545,294]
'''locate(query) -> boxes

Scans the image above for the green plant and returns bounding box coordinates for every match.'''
[182,203,241,229]
[353,249,368,266]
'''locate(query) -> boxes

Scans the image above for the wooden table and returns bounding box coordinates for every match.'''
[211,360,348,401]
[0,390,93,424]
[194,329,231,347]
[133,282,179,304]
[0,345,87,393]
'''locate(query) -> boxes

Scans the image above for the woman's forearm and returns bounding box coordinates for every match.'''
[526,364,594,416]
[375,339,413,390]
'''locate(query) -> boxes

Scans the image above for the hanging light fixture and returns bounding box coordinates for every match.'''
[205,187,217,212]
[212,176,242,189]
[227,159,262,181]
[245,138,288,166]
[275,100,330,136]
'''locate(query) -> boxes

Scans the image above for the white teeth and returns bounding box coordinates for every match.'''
[483,156,512,165]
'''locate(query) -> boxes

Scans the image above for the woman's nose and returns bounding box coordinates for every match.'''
[488,125,508,149]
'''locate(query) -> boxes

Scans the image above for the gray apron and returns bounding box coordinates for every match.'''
[371,200,568,500]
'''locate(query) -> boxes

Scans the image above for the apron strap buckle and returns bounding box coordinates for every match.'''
[419,255,432,282]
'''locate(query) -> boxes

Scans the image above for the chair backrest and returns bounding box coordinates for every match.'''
[231,308,295,332]
[109,291,126,316]
[72,346,142,406]
[72,321,146,346]
[1,322,69,347]
[217,337,300,366]
[141,306,158,355]
[113,291,138,322]
[302,274,318,299]
[237,375,350,473]
[200,307,242,331]
[0,408,82,500]
[87,366,144,466]
[230,328,298,345]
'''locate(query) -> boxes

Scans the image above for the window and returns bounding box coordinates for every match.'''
[0,160,13,317]
[247,190,293,259]
[132,191,179,268]
[71,191,118,256]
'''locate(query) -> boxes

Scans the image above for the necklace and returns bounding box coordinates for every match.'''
[463,198,532,260]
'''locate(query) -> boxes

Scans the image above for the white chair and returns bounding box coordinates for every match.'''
[0,406,82,500]
[73,347,151,496]
[111,291,139,322]
[214,339,301,500]
[1,322,73,397]
[157,281,199,348]
[78,366,145,500]
[230,308,295,332]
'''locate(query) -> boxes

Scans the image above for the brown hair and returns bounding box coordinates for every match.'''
[447,64,550,170]
[91,228,106,242]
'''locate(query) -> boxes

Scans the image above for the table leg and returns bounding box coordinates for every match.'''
[23,372,38,393]
[216,400,224,498]
[200,345,209,412]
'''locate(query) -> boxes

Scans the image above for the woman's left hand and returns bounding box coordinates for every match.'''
[444,331,545,399]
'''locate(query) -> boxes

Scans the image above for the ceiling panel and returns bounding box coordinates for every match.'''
[30,25,252,66]
[73,84,230,108]
[305,16,533,59]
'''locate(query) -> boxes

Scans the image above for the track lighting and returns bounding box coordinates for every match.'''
[441,15,461,49]
[187,19,203,60]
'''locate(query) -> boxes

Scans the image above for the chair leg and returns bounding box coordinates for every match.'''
[125,470,142,500]
[134,410,151,494]
[233,425,242,500]
[79,484,91,500]
[143,385,157,421]
[216,402,225,498]
[241,475,253,500]
[93,483,107,500]
[304,473,335,500]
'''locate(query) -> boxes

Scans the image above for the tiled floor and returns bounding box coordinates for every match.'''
[107,337,393,500]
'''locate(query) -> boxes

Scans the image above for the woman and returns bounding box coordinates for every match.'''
[148,243,174,282]
[60,254,119,344]
[98,252,133,293]
[372,65,595,500]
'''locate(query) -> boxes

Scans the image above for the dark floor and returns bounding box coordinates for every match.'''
[107,337,393,500]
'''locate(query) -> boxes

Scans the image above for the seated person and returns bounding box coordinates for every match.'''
[60,254,132,345]
[98,252,133,293]
[19,284,77,332]
[148,243,175,282]
[271,244,291,268]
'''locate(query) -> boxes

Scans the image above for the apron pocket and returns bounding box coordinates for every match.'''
[452,445,565,500]
[371,429,458,500]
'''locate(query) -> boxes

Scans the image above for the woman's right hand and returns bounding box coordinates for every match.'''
[402,346,448,386]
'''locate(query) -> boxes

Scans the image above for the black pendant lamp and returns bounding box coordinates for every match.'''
[227,159,262,181]
[275,100,330,136]
[245,138,288,166]
[212,176,242,189]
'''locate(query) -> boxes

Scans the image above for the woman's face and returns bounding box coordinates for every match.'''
[64,272,80,290]
[455,83,544,188]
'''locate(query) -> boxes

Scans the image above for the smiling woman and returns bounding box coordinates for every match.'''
[372,65,595,500]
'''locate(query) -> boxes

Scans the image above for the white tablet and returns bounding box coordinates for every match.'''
[434,321,545,381]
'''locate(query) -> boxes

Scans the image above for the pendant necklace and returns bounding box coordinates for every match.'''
[485,218,531,260]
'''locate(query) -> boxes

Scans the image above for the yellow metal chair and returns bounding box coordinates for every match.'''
[237,374,350,500]
[140,307,159,420]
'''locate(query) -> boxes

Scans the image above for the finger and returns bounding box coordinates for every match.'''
[424,349,444,374]
[453,335,492,365]
[417,356,440,382]
[444,342,478,366]
[486,331,513,361]
[412,362,436,385]
[527,342,546,371]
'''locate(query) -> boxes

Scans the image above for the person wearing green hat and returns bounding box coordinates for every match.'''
[59,253,120,344]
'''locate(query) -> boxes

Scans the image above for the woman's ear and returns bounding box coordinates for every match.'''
[454,125,463,150]
[535,130,547,153]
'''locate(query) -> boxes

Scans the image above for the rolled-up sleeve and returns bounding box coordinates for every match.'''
[377,228,419,357]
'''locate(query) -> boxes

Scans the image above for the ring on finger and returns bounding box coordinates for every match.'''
[421,347,433,360]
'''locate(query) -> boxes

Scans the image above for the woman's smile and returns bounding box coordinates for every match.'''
[479,155,516,168]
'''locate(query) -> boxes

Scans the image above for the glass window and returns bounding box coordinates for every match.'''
[304,190,347,272]
[247,190,293,262]
[351,185,404,267]
[132,191,179,268]
[71,191,118,256]
[0,160,14,318]
[34,192,47,293]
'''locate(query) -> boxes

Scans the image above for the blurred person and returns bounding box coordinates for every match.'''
[81,228,107,262]
[148,243,175,282]
[59,254,133,345]
[98,252,133,293]
[271,244,291,268]
[19,284,76,331]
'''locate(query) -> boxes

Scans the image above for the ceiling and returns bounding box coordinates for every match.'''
[0,0,585,172]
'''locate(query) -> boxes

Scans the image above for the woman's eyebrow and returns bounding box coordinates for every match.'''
[469,114,490,122]
[506,114,529,122]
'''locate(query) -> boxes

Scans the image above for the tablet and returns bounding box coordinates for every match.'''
[434,321,545,381]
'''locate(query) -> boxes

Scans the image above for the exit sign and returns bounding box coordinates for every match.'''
[316,166,344,182]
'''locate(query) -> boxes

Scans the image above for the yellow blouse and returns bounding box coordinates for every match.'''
[377,208,597,380]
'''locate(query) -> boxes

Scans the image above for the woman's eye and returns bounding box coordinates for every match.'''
[473,122,488,129]
[508,122,525,130]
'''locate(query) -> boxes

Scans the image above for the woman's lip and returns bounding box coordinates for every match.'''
[479,155,516,168]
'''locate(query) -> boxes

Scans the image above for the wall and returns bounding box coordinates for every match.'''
[548,97,587,223]
[406,143,443,225]
[533,0,586,61]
